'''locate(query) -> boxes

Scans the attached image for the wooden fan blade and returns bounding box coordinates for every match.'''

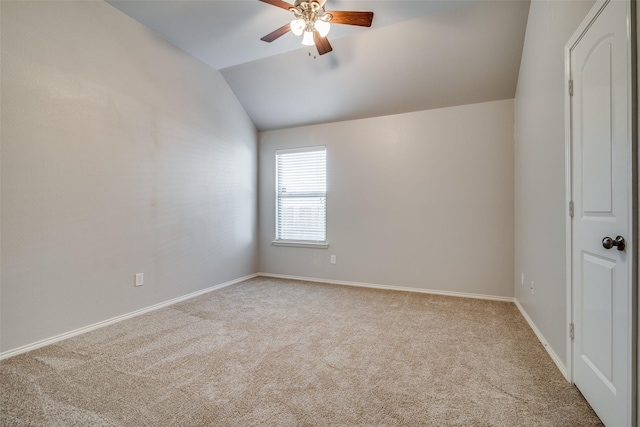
[258,0,295,11]
[261,23,291,42]
[313,31,332,55]
[327,11,374,27]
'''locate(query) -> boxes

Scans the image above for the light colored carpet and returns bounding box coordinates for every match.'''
[1,277,602,426]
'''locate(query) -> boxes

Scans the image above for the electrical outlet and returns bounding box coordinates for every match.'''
[530,281,534,295]
[330,255,336,264]
[521,273,524,287]
[135,273,144,287]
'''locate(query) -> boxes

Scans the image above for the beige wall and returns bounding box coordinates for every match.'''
[259,99,515,298]
[0,1,258,353]
[514,0,594,367]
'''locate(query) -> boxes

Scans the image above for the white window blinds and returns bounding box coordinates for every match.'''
[276,146,327,242]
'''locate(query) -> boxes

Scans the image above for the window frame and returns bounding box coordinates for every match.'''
[272,146,328,249]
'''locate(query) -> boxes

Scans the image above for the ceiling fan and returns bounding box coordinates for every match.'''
[259,0,374,56]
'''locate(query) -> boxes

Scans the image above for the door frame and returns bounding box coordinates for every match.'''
[564,0,637,423]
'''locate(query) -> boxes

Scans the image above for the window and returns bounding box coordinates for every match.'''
[274,146,327,247]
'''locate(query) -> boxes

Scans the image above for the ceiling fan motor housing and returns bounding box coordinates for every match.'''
[293,0,327,8]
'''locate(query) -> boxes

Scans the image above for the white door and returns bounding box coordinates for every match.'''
[569,1,633,426]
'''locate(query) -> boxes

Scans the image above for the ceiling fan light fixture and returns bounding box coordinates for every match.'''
[302,30,315,46]
[290,18,305,36]
[314,19,330,37]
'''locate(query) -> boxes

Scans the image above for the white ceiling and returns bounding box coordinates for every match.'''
[106,0,530,131]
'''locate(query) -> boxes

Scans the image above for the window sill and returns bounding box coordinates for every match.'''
[272,240,329,249]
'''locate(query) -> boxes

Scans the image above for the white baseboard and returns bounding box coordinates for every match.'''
[0,273,259,361]
[259,273,569,380]
[1,270,567,386]
[257,272,515,302]
[514,298,568,380]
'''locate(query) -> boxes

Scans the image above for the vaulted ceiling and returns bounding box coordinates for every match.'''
[106,0,530,131]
